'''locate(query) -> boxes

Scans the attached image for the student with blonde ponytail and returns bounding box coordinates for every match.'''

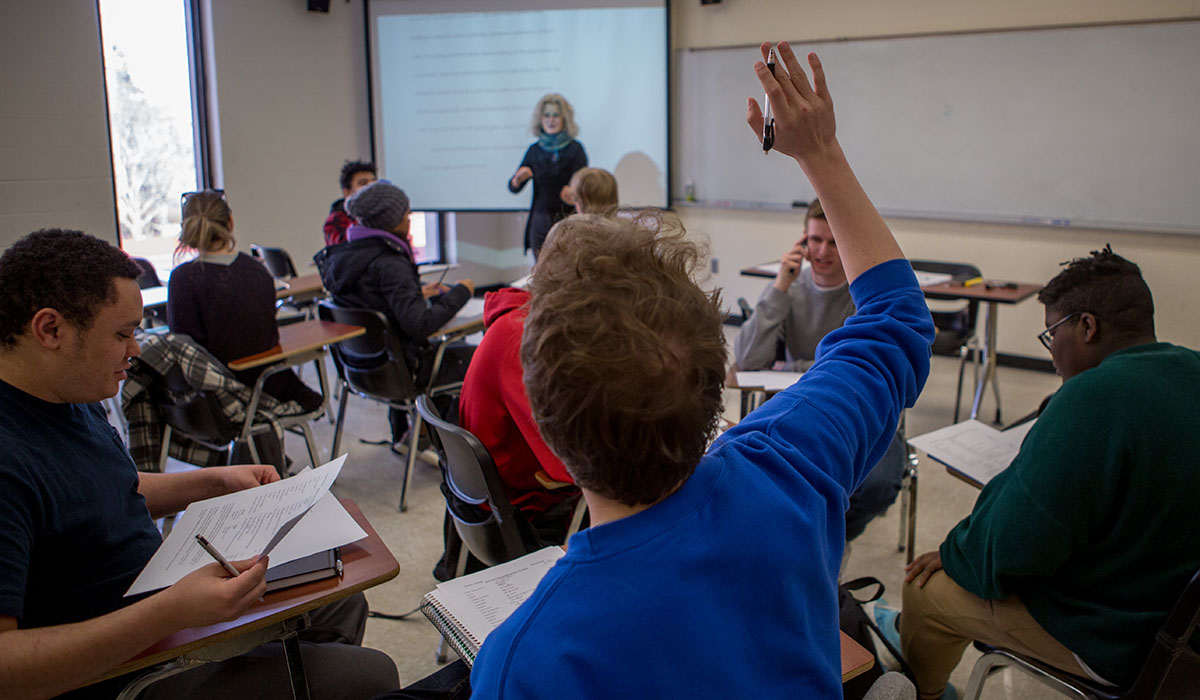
[167,190,323,413]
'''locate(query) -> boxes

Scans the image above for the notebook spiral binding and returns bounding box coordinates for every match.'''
[420,594,481,666]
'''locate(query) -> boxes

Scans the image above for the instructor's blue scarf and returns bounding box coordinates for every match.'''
[537,131,573,153]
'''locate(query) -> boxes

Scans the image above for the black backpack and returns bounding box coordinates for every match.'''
[839,576,913,699]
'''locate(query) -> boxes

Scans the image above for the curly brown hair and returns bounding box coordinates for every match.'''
[521,212,727,506]
[0,229,141,348]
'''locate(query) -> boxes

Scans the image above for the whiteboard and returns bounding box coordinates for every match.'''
[674,21,1200,234]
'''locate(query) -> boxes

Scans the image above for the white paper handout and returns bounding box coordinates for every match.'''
[735,370,805,393]
[428,546,565,648]
[126,455,365,595]
[914,271,954,287]
[908,419,1036,487]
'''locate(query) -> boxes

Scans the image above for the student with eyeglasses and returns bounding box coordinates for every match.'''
[876,245,1200,700]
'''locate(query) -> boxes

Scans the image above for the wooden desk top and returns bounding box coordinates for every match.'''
[841,630,875,682]
[228,320,365,370]
[277,273,324,300]
[101,499,398,681]
[919,280,1040,304]
[141,274,324,313]
[432,297,485,339]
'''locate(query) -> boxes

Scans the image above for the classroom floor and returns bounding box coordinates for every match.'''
[281,339,1065,696]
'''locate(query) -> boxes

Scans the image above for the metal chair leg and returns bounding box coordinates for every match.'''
[331,380,350,457]
[905,465,918,564]
[399,409,422,512]
[158,425,173,473]
[954,344,969,423]
[299,422,321,471]
[281,629,312,700]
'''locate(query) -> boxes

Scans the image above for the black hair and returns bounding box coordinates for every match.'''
[1037,244,1155,338]
[0,229,141,348]
[339,160,377,191]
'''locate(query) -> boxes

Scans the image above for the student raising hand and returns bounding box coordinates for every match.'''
[745,41,837,165]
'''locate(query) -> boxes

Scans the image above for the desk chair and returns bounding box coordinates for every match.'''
[318,301,460,512]
[251,244,299,279]
[897,411,919,564]
[152,362,323,476]
[415,395,587,663]
[132,257,167,327]
[911,260,982,422]
[964,567,1200,700]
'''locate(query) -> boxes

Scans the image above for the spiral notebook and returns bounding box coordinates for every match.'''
[420,546,565,666]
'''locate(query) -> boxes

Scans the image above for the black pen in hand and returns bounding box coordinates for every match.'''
[762,48,776,154]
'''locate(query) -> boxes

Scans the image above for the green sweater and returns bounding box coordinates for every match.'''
[940,342,1200,686]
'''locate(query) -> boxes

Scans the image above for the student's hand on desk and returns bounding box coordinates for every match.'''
[773,239,807,291]
[905,550,943,588]
[218,464,280,494]
[746,42,838,165]
[167,557,269,628]
[422,281,450,299]
[457,278,475,296]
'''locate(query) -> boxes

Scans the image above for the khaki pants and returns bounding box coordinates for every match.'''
[900,571,1088,700]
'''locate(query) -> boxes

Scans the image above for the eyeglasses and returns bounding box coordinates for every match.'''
[1037,313,1080,351]
[180,188,225,208]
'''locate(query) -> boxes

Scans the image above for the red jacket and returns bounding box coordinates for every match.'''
[458,287,574,513]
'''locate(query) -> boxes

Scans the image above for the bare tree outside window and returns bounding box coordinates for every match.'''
[99,0,199,280]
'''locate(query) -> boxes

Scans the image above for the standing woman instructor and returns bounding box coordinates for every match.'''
[508,93,587,257]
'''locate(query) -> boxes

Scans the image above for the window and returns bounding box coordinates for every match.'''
[98,0,199,282]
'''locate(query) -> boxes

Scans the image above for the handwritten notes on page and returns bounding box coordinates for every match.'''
[127,455,364,595]
[908,419,1036,488]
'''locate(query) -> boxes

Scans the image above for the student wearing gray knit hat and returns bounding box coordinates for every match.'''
[345,181,411,233]
[315,178,476,451]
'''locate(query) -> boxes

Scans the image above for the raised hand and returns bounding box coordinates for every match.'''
[746,42,837,166]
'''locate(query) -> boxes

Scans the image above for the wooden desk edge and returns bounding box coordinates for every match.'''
[841,630,876,682]
[228,322,365,370]
[99,499,397,682]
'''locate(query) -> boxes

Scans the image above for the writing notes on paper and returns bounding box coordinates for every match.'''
[127,455,365,595]
[908,419,1036,488]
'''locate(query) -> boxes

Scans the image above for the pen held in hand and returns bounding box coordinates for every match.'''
[195,534,241,578]
[762,48,776,154]
[196,534,265,602]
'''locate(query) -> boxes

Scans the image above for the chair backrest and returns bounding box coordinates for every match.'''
[317,300,420,403]
[1126,567,1200,699]
[250,244,298,279]
[131,258,162,289]
[150,363,240,447]
[910,259,983,339]
[415,395,533,567]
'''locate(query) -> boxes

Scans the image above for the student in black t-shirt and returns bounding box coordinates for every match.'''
[0,229,397,699]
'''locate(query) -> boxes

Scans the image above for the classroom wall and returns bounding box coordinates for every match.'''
[674,0,1200,358]
[0,2,116,251]
[206,0,371,269]
[5,1,1198,359]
